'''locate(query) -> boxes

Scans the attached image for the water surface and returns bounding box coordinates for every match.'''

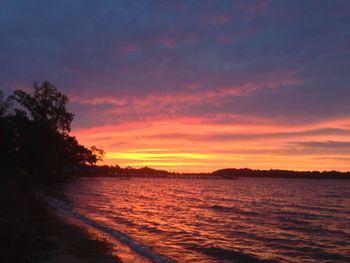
[62,178,350,262]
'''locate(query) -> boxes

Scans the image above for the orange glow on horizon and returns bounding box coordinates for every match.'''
[72,116,350,173]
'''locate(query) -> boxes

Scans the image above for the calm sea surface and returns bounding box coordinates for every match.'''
[61,178,350,262]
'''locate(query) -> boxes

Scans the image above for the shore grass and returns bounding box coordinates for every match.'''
[0,164,121,263]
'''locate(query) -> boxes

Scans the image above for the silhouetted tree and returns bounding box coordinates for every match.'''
[10,81,74,133]
[63,135,104,167]
[0,90,15,161]
[0,90,11,117]
[1,82,103,179]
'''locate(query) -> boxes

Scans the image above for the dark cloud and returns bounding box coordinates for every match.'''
[296,141,350,149]
[143,128,350,142]
[1,0,350,127]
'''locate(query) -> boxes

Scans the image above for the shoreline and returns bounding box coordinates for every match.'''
[30,208,122,263]
[46,193,167,263]
[0,172,122,263]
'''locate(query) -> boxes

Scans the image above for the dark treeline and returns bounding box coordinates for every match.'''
[84,165,171,177]
[212,168,350,180]
[0,82,119,262]
[82,166,350,180]
[0,81,103,181]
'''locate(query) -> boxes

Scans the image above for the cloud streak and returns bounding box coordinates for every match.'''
[1,0,350,171]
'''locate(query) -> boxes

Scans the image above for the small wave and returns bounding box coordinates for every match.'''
[188,245,277,262]
[274,215,312,226]
[278,223,350,240]
[209,205,258,216]
[46,197,173,263]
[313,250,350,261]
[278,210,321,220]
[210,204,236,212]
[287,203,345,214]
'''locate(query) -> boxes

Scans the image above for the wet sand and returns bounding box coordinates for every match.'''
[0,172,122,263]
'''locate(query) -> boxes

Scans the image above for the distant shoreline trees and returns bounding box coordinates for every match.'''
[0,81,103,179]
[80,165,350,180]
[2,82,349,181]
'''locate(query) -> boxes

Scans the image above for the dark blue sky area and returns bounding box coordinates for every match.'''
[1,1,350,127]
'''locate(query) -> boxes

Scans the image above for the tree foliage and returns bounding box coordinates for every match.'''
[10,81,74,132]
[0,90,11,117]
[0,81,104,179]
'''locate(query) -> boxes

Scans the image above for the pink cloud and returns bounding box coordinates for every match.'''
[236,0,269,17]
[71,75,302,109]
[116,41,140,57]
[69,75,303,127]
[69,94,128,106]
[202,13,232,25]
[186,83,201,90]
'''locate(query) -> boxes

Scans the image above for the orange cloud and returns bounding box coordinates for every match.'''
[72,115,350,172]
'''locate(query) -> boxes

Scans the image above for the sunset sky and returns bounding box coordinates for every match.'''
[1,0,350,172]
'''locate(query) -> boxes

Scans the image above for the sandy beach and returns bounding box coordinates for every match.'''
[0,167,121,263]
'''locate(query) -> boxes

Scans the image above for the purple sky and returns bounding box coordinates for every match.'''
[1,0,350,171]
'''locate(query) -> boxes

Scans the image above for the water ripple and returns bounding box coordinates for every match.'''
[63,178,350,262]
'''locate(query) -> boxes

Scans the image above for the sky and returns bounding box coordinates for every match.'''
[1,0,350,172]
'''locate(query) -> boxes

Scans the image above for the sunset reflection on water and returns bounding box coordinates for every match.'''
[64,178,350,262]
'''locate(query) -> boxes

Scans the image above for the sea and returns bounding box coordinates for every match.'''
[49,177,350,262]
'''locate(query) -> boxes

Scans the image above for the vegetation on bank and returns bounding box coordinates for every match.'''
[0,82,119,262]
[0,81,103,181]
[211,168,350,179]
[81,165,350,180]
